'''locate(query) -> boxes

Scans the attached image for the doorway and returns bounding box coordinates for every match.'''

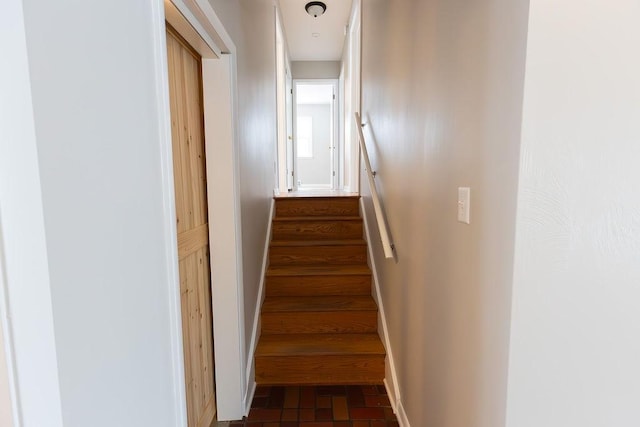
[165,25,216,427]
[162,0,247,421]
[293,80,339,190]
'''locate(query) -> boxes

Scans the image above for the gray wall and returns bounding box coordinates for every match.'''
[506,1,640,425]
[292,61,341,79]
[360,0,529,426]
[208,0,278,390]
[297,104,332,187]
[362,0,640,426]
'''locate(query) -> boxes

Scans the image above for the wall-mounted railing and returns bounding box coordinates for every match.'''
[354,112,395,259]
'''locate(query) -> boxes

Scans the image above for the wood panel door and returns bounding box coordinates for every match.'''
[166,25,216,427]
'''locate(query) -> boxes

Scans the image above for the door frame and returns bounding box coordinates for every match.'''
[152,0,247,423]
[285,68,294,191]
[343,0,362,193]
[292,78,340,190]
[275,7,294,193]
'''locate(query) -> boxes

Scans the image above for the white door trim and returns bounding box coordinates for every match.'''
[344,0,362,193]
[151,0,246,422]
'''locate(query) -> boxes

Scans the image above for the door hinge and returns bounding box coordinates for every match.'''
[333,94,336,100]
[290,89,293,94]
[333,171,336,176]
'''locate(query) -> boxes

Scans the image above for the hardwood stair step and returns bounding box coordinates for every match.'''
[256,333,385,356]
[255,334,385,385]
[262,296,377,312]
[267,264,371,277]
[269,241,367,266]
[255,354,385,385]
[261,311,378,334]
[273,216,362,221]
[275,196,360,218]
[261,296,378,334]
[266,265,372,297]
[269,239,366,247]
[266,274,371,297]
[271,217,363,241]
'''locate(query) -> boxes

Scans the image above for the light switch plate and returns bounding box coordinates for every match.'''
[458,187,471,224]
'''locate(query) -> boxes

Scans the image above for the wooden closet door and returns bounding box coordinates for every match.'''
[166,25,216,427]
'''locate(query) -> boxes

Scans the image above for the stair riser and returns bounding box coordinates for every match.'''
[269,245,367,266]
[262,311,377,334]
[272,221,363,241]
[275,198,360,218]
[266,275,371,296]
[255,355,385,385]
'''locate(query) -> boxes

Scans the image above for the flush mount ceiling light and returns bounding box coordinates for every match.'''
[305,1,327,18]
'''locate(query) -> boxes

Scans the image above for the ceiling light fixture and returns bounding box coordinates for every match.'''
[305,1,327,18]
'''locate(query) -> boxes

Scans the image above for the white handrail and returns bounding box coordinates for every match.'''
[354,112,394,259]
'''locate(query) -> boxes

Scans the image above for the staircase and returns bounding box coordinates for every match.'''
[255,195,385,385]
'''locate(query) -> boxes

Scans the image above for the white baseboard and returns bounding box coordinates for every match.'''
[243,198,274,415]
[243,379,256,416]
[395,399,410,427]
[360,198,406,425]
[384,379,410,427]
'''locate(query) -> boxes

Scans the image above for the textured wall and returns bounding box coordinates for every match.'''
[507,1,640,425]
[360,0,529,426]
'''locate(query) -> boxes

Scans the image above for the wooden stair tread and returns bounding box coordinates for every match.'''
[274,196,360,201]
[269,239,366,247]
[272,216,362,222]
[262,296,377,312]
[267,264,371,277]
[274,197,360,219]
[256,333,385,356]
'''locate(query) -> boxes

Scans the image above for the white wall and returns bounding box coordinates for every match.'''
[506,1,640,426]
[0,0,184,425]
[360,0,529,426]
[0,1,70,425]
[297,104,332,186]
[292,61,341,79]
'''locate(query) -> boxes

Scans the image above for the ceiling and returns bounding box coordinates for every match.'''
[279,0,353,61]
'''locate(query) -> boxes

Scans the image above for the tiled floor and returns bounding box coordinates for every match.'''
[221,384,399,427]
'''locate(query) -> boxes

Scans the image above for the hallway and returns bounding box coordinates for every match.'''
[4,1,640,426]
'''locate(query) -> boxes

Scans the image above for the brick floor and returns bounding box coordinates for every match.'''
[221,385,399,427]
